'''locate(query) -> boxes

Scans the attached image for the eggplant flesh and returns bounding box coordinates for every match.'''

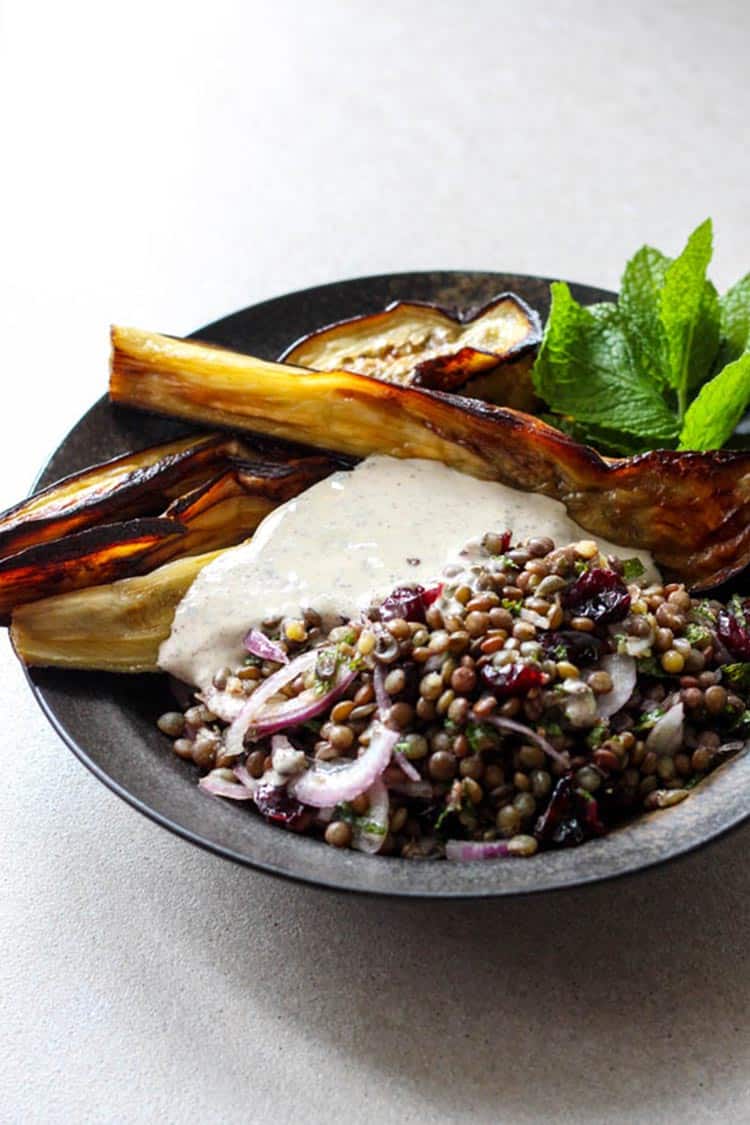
[110,325,750,590]
[11,550,223,672]
[281,294,541,409]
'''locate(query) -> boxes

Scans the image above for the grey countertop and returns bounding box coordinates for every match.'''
[2,1,749,1121]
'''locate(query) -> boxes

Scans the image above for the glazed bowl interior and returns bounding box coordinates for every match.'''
[26,272,750,897]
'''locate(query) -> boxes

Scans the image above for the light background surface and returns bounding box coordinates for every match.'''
[2,2,749,1122]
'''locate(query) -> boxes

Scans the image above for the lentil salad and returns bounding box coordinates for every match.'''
[157,532,750,861]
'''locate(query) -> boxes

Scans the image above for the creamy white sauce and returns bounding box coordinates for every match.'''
[159,455,657,694]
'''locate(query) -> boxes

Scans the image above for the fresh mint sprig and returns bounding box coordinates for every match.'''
[532,220,750,453]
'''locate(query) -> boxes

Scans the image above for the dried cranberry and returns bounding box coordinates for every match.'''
[254,783,307,830]
[562,568,630,624]
[380,582,443,622]
[577,789,607,836]
[380,585,426,622]
[535,773,607,846]
[551,816,585,847]
[541,630,603,665]
[717,602,750,659]
[421,582,444,608]
[481,661,545,697]
[535,773,574,842]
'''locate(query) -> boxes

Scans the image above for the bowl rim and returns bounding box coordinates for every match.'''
[21,268,750,898]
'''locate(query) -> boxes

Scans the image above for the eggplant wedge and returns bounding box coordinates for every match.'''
[110,326,750,589]
[281,295,541,409]
[0,432,247,559]
[11,549,223,672]
[0,456,335,619]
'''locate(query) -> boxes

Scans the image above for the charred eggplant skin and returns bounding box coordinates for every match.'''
[0,433,240,558]
[0,519,186,623]
[110,326,750,590]
[0,455,336,619]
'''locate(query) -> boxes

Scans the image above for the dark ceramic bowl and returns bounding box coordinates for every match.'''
[25,272,750,897]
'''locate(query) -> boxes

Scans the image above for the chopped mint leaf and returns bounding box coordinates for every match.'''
[586,720,609,749]
[634,706,666,732]
[728,709,750,734]
[465,721,497,753]
[501,598,522,615]
[358,820,387,836]
[637,656,674,680]
[685,622,712,647]
[723,663,750,692]
[621,557,646,581]
[692,600,718,625]
[678,352,750,450]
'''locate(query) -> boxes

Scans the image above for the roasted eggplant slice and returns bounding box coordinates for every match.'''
[11,549,222,672]
[0,519,186,621]
[281,295,541,409]
[0,432,246,558]
[110,326,750,589]
[0,454,336,619]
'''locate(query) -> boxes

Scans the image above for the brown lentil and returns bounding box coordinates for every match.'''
[428,750,458,781]
[704,684,728,714]
[325,821,353,848]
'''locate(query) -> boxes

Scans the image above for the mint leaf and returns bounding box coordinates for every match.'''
[717,273,750,369]
[533,283,679,446]
[659,219,720,415]
[545,415,657,456]
[678,352,750,450]
[619,245,671,390]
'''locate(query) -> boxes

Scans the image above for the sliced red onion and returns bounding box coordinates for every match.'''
[350,779,389,854]
[201,686,247,724]
[620,631,653,658]
[645,702,685,756]
[520,607,553,630]
[388,779,433,800]
[394,751,421,781]
[199,769,254,800]
[445,839,511,861]
[270,734,306,776]
[232,763,259,793]
[288,722,398,808]
[224,648,357,757]
[373,663,391,719]
[559,679,598,728]
[595,653,637,718]
[244,628,288,665]
[478,713,569,766]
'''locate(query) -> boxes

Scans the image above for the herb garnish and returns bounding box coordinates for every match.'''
[533,220,750,453]
[621,557,646,581]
